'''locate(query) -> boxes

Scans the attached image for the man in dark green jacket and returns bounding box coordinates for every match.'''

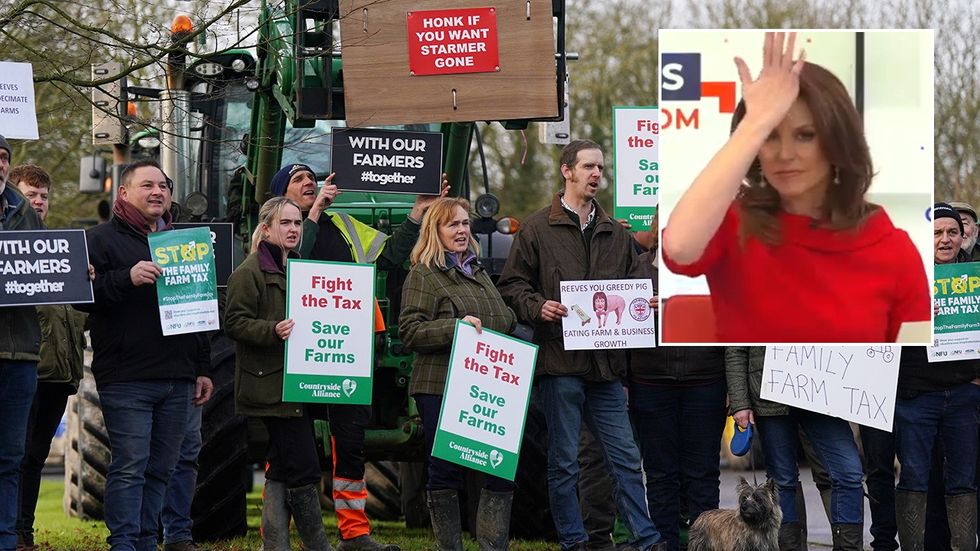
[11,164,87,551]
[498,139,664,551]
[0,134,44,551]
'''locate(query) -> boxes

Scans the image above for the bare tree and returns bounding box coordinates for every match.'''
[0,0,255,227]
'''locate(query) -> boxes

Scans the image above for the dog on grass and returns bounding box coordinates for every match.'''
[688,477,782,551]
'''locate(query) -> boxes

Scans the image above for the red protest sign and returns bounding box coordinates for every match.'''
[406,7,500,76]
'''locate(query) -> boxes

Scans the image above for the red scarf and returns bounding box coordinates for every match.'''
[111,195,173,235]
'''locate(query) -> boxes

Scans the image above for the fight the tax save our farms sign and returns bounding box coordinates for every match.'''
[284,260,375,404]
[432,321,537,480]
[613,107,658,231]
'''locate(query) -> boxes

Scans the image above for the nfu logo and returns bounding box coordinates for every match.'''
[660,53,737,130]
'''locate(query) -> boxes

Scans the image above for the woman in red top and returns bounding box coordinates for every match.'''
[661,32,930,343]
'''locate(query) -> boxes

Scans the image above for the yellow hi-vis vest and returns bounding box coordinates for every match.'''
[326,212,388,332]
[326,211,388,264]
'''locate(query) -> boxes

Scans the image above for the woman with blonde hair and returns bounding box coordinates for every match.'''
[225,196,335,551]
[399,197,517,551]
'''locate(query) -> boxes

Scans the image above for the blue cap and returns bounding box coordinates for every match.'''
[270,163,315,197]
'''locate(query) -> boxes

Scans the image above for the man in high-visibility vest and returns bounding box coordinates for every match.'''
[273,163,447,551]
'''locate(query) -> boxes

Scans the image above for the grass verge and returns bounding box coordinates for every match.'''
[33,479,558,550]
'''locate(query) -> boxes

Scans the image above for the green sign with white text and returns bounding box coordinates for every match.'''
[930,262,980,362]
[613,106,658,232]
[147,227,219,336]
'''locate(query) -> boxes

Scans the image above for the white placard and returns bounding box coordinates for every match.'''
[613,106,658,231]
[433,321,538,480]
[761,345,899,431]
[559,278,656,350]
[283,260,376,404]
[0,62,38,139]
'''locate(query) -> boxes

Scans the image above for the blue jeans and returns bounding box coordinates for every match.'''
[162,404,203,545]
[98,380,192,551]
[0,361,37,551]
[630,380,726,551]
[539,376,662,550]
[755,409,864,525]
[894,382,980,494]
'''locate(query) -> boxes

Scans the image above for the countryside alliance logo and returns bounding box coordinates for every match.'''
[342,378,357,398]
[489,449,503,469]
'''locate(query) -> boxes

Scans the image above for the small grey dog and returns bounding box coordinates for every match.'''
[688,477,782,551]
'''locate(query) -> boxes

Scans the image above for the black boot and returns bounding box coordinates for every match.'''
[287,484,334,551]
[261,479,292,551]
[337,534,400,551]
[896,490,927,551]
[778,522,804,551]
[427,489,463,551]
[794,482,809,551]
[476,489,513,551]
[831,524,863,551]
[945,493,977,551]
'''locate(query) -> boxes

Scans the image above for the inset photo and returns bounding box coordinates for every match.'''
[657,30,934,345]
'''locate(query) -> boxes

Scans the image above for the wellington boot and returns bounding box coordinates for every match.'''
[286,484,334,551]
[476,489,513,551]
[778,522,804,551]
[427,489,463,551]
[261,479,292,551]
[895,490,927,551]
[830,523,863,551]
[945,493,977,551]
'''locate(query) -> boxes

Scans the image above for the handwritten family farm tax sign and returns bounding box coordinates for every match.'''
[760,345,899,431]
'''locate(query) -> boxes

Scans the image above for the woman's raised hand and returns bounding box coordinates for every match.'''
[733,31,806,133]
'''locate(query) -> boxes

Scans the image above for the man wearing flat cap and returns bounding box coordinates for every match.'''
[948,201,980,261]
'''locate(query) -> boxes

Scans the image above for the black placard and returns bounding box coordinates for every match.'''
[173,223,234,286]
[0,229,94,306]
[330,128,443,195]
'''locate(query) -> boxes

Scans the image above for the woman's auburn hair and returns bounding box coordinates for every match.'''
[731,61,877,246]
[410,197,481,268]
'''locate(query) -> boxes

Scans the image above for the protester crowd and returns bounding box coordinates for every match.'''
[0,31,978,551]
[1,130,977,551]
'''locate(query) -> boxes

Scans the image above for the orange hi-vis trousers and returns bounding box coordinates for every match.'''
[330,436,371,540]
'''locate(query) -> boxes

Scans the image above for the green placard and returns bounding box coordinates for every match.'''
[283,259,376,404]
[930,261,980,362]
[147,226,219,335]
[430,321,538,481]
[613,105,658,232]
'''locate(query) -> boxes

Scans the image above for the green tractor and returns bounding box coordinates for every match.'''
[65,0,571,542]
